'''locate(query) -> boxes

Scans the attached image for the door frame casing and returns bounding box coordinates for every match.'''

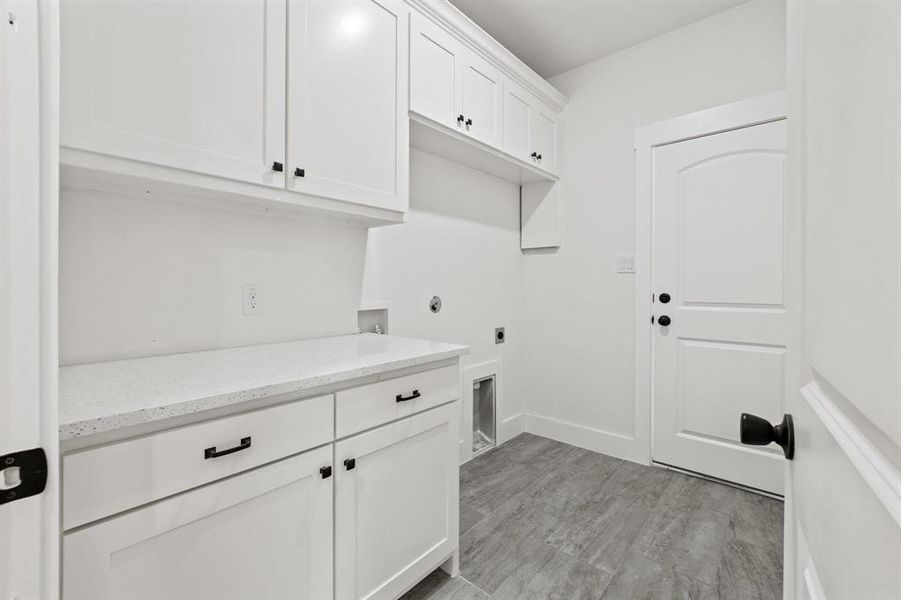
[632,90,791,470]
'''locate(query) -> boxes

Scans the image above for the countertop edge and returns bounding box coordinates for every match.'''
[59,345,469,441]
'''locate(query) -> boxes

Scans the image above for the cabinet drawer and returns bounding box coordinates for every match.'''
[63,395,333,530]
[336,365,458,437]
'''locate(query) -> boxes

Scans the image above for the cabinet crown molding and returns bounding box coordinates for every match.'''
[404,0,568,112]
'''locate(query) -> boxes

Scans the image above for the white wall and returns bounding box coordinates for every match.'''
[521,0,787,462]
[59,188,367,364]
[363,149,526,434]
[60,150,526,440]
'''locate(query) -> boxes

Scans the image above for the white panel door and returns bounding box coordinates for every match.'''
[652,119,788,494]
[288,0,408,212]
[409,12,463,130]
[530,101,559,175]
[787,1,901,598]
[63,448,333,600]
[459,50,503,149]
[0,2,59,598]
[502,80,533,163]
[60,0,286,187]
[335,403,459,600]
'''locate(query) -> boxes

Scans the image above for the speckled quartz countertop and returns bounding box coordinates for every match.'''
[59,334,469,441]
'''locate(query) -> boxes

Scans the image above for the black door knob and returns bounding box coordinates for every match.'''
[659,292,671,304]
[657,315,671,327]
[740,413,794,459]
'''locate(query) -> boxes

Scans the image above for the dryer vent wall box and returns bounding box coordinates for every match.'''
[472,376,496,456]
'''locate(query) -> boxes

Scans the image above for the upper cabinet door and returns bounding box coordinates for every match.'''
[61,0,287,188]
[530,101,559,175]
[503,80,534,163]
[288,0,409,212]
[409,12,463,130]
[459,51,504,149]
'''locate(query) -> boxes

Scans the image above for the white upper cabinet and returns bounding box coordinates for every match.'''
[459,51,503,148]
[409,12,463,129]
[503,80,534,163]
[287,0,408,212]
[530,101,559,175]
[61,0,287,188]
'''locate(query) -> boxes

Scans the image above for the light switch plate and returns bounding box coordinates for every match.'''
[616,255,635,273]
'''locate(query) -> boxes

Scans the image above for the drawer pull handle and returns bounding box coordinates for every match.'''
[395,389,421,402]
[344,458,356,471]
[204,437,252,459]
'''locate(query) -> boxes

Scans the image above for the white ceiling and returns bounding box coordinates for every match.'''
[448,0,748,78]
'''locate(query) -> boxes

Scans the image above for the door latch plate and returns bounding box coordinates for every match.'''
[0,447,47,505]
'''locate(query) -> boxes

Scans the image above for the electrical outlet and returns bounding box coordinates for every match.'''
[243,285,262,316]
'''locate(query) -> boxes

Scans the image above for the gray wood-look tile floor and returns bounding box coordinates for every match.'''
[402,433,783,600]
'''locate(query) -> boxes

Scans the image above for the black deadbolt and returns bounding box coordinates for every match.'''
[659,293,671,304]
[740,413,794,459]
[657,315,671,327]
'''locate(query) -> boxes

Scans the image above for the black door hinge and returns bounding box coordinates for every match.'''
[0,448,47,505]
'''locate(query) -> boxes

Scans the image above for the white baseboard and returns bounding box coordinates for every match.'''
[499,413,525,444]
[524,414,648,465]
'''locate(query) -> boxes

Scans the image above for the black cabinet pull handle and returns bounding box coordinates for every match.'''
[465,118,473,127]
[344,458,356,470]
[531,152,538,159]
[396,389,421,402]
[204,437,251,459]
[657,315,671,327]
[272,161,284,172]
[320,465,332,479]
[294,167,305,177]
[457,114,465,125]
[537,154,542,160]
[658,292,671,304]
[740,413,794,459]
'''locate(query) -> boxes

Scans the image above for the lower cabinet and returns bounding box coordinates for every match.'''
[63,446,333,600]
[335,403,459,600]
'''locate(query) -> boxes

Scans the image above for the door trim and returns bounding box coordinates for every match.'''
[632,90,788,468]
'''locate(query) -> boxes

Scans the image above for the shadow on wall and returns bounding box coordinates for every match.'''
[406,148,519,232]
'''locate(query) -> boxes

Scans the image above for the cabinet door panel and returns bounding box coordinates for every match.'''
[460,52,503,149]
[61,0,286,187]
[409,12,463,129]
[63,448,333,600]
[335,404,459,600]
[503,81,534,162]
[288,0,408,212]
[530,102,559,175]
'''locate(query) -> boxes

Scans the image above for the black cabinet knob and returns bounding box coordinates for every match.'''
[659,293,671,304]
[531,152,538,159]
[272,161,284,172]
[344,458,356,471]
[465,118,472,126]
[457,114,465,125]
[740,413,794,459]
[320,465,332,479]
[657,315,671,327]
[294,167,305,178]
[537,153,542,160]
